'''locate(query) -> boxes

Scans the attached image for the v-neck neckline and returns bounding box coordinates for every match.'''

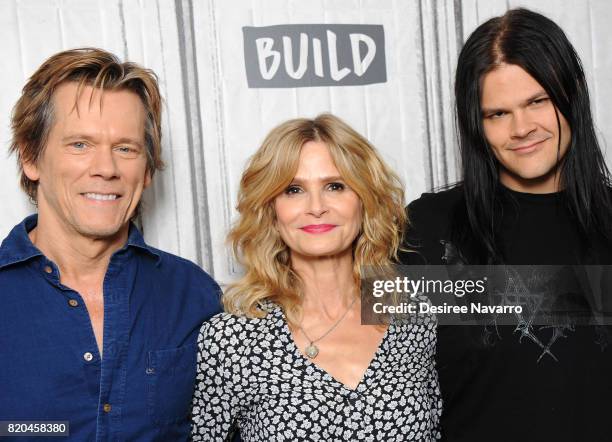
[268,303,394,393]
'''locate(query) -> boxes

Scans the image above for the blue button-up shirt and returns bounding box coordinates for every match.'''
[0,215,222,441]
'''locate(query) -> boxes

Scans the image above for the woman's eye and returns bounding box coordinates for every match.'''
[327,182,345,191]
[284,185,302,195]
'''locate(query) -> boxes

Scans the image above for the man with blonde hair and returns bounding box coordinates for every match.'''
[0,48,220,440]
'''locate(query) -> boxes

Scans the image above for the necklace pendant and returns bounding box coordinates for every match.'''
[305,344,319,359]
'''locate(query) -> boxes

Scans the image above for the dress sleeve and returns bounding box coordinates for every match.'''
[191,318,243,441]
[428,357,443,440]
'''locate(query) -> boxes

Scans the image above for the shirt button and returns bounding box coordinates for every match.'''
[44,265,52,274]
[68,299,79,307]
[83,352,94,362]
[103,403,112,413]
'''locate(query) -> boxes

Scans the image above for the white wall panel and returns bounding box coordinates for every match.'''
[0,0,31,233]
[137,0,203,267]
[60,0,105,49]
[590,0,612,159]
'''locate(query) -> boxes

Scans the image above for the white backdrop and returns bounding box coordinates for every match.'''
[1,0,611,284]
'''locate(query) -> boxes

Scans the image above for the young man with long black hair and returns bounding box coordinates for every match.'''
[400,8,612,442]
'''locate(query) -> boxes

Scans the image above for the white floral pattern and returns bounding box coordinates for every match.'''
[192,304,441,441]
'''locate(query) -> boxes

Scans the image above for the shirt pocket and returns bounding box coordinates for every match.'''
[146,343,198,426]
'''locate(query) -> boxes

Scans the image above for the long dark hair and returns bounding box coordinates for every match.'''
[455,8,612,263]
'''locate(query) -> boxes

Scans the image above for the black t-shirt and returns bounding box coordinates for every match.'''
[399,185,612,442]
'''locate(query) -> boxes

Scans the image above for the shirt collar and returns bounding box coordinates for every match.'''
[0,214,161,269]
[0,214,42,269]
[124,222,162,265]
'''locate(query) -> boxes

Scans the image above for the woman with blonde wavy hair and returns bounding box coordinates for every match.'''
[192,114,441,441]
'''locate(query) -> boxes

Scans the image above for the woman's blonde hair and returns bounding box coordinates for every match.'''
[224,113,406,325]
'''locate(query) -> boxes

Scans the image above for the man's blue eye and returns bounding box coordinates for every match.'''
[73,142,86,149]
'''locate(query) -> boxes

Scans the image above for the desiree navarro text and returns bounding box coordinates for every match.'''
[372,302,523,315]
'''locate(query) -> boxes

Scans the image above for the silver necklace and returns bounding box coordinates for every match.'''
[298,297,357,359]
